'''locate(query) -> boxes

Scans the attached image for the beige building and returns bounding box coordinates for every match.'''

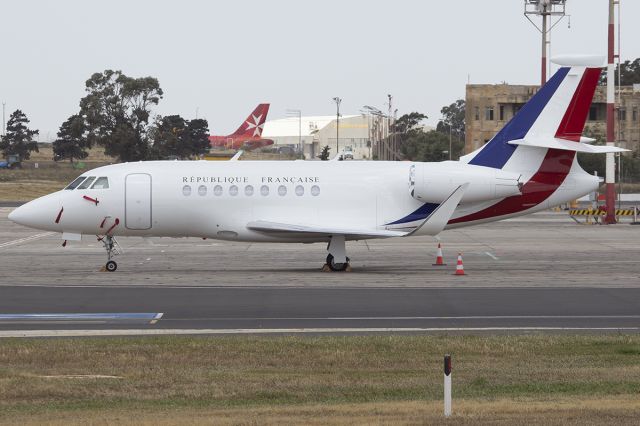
[465,83,640,154]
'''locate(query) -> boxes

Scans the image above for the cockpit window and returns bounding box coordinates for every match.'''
[65,176,87,190]
[77,176,96,189]
[91,177,109,189]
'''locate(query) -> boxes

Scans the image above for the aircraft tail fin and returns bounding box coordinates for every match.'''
[462,55,604,170]
[231,104,270,137]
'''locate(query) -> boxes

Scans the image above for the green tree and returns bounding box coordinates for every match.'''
[185,118,211,158]
[318,145,331,161]
[0,109,39,160]
[53,114,90,163]
[436,99,465,141]
[599,58,640,86]
[151,115,210,159]
[79,70,163,162]
[151,115,186,159]
[394,112,427,134]
[400,130,464,162]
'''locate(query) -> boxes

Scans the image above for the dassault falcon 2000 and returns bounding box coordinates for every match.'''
[9,56,626,272]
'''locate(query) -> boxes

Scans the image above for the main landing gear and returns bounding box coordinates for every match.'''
[100,235,121,272]
[324,235,351,272]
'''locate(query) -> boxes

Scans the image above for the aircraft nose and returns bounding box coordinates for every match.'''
[8,204,27,224]
[8,196,60,230]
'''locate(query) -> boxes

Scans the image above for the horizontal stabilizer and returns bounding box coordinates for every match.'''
[405,183,468,237]
[550,55,605,67]
[247,220,406,239]
[508,138,629,154]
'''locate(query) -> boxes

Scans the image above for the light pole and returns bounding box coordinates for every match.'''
[449,122,452,161]
[2,102,5,136]
[362,105,388,160]
[333,97,341,154]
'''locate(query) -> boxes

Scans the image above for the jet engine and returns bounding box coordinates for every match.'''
[410,162,522,204]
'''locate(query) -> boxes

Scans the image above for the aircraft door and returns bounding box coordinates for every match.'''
[125,173,152,230]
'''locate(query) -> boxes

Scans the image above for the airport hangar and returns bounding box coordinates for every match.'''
[261,114,435,160]
[261,115,372,159]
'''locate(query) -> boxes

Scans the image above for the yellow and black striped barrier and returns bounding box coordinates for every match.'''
[569,209,635,216]
[569,209,605,216]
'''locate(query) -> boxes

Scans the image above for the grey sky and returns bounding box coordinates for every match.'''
[1,0,639,141]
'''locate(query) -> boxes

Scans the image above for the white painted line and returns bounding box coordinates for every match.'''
[37,374,122,379]
[150,313,164,325]
[152,315,640,321]
[326,315,640,320]
[484,251,499,260]
[0,327,638,338]
[0,232,55,249]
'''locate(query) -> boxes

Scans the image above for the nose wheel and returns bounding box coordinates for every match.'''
[326,254,351,271]
[324,235,351,271]
[106,260,117,272]
[100,235,121,272]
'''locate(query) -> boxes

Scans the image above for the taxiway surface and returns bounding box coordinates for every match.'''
[1,207,639,335]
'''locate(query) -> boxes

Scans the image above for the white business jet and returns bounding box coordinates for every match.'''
[9,56,625,271]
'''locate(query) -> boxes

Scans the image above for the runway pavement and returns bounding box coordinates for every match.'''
[0,285,639,336]
[1,207,639,336]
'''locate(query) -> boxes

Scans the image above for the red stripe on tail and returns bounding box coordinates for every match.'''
[555,68,601,142]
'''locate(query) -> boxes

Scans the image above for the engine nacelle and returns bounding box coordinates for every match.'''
[411,162,522,204]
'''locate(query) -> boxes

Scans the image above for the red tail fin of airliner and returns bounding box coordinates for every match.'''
[231,104,270,137]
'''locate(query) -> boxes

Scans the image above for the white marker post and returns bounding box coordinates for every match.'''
[444,354,452,417]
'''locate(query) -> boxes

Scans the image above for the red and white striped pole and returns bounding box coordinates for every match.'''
[604,0,617,224]
[541,5,548,86]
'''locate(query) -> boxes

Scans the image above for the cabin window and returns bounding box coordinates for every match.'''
[260,185,269,196]
[77,176,96,189]
[65,176,87,190]
[295,185,304,196]
[245,185,254,196]
[311,185,320,196]
[182,185,192,196]
[229,185,238,196]
[198,185,207,196]
[278,185,287,196]
[214,185,223,196]
[91,177,109,189]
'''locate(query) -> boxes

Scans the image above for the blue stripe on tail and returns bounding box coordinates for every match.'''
[469,67,570,169]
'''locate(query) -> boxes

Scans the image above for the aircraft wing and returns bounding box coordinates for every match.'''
[247,184,468,240]
[246,221,406,239]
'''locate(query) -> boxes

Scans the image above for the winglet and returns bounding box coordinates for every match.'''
[405,183,468,237]
[230,150,244,161]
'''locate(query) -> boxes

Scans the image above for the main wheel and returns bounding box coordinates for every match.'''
[326,254,350,272]
[106,260,117,272]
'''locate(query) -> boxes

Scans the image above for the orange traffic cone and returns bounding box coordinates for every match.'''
[433,243,446,266]
[454,252,466,276]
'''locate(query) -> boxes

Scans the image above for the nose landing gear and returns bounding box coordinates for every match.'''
[323,235,351,272]
[326,254,351,271]
[100,235,121,272]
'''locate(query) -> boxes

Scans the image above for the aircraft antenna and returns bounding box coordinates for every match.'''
[523,0,568,85]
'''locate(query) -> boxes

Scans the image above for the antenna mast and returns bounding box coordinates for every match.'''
[524,0,568,85]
